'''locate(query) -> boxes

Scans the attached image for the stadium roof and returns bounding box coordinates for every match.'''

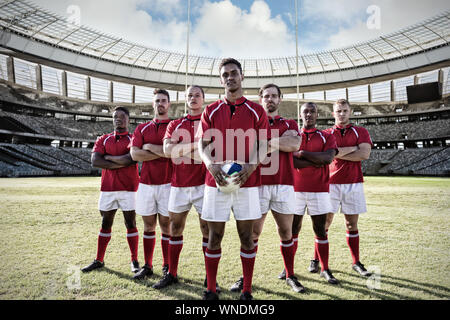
[0,0,449,93]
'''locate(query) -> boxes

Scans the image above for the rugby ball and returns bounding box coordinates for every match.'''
[218,162,242,193]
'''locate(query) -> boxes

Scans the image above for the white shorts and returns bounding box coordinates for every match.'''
[201,186,262,222]
[259,185,295,214]
[98,191,136,212]
[135,183,171,217]
[330,183,367,215]
[294,192,332,216]
[168,185,204,215]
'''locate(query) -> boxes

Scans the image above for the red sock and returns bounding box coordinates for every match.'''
[161,233,170,267]
[240,247,257,293]
[292,234,299,257]
[96,228,111,262]
[315,236,329,272]
[346,230,359,264]
[143,231,156,267]
[168,236,183,277]
[126,228,139,262]
[205,248,221,293]
[314,229,328,260]
[280,239,295,278]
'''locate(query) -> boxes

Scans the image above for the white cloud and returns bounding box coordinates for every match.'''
[299,0,450,51]
[191,0,295,58]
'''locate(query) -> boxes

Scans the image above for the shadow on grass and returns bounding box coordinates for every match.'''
[94,266,448,300]
[100,267,208,299]
[98,267,344,300]
[333,270,450,300]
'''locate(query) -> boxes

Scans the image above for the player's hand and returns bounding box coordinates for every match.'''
[234,163,257,187]
[293,150,303,158]
[207,163,229,187]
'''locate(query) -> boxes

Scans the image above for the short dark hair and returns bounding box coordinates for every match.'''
[188,85,205,98]
[218,58,243,75]
[301,102,317,111]
[258,83,281,98]
[113,106,130,117]
[334,98,351,109]
[153,88,170,102]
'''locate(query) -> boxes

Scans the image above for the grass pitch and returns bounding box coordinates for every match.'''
[0,176,449,300]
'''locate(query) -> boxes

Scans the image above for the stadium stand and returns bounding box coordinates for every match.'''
[364,119,450,141]
[0,142,97,177]
[376,147,450,176]
[0,80,449,177]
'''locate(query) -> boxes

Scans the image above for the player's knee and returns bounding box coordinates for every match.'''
[124,221,136,230]
[252,228,262,240]
[124,218,136,229]
[101,221,113,230]
[313,227,327,238]
[199,223,209,238]
[101,216,114,229]
[311,214,328,237]
[199,226,209,239]
[277,226,292,241]
[171,222,185,236]
[208,231,223,249]
[346,222,358,231]
[142,217,156,232]
[238,231,254,249]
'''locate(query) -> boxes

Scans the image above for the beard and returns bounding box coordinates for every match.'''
[267,104,278,113]
[226,80,241,93]
[157,106,167,116]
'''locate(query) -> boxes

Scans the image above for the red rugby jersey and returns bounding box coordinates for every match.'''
[196,96,269,188]
[293,128,337,193]
[131,119,172,185]
[92,131,139,192]
[164,114,206,187]
[261,116,299,186]
[325,124,373,184]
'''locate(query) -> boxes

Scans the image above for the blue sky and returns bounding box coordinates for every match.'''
[35,0,450,58]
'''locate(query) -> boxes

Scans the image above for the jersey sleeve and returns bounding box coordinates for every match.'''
[131,124,144,148]
[357,127,373,147]
[92,135,106,154]
[196,105,213,141]
[164,120,177,141]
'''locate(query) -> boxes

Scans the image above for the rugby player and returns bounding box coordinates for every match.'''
[230,83,304,293]
[82,106,140,274]
[321,99,373,277]
[130,89,173,280]
[292,102,339,285]
[197,58,269,300]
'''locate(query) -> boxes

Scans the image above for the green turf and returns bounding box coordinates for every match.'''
[0,176,449,300]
